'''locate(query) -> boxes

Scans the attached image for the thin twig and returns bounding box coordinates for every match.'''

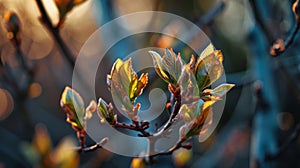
[153,86,181,137]
[150,137,190,157]
[35,0,75,67]
[76,137,108,153]
[76,142,103,153]
[114,120,151,137]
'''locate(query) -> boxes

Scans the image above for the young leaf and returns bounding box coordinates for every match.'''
[60,86,85,132]
[85,100,97,120]
[194,44,224,90]
[179,100,204,124]
[107,58,147,120]
[202,83,235,101]
[149,49,184,86]
[179,65,200,104]
[97,98,115,124]
[149,50,173,84]
[181,100,215,139]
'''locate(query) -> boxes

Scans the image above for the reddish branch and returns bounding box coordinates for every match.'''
[113,120,151,137]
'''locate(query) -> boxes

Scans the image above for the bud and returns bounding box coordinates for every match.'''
[269,39,285,56]
[149,49,184,87]
[4,11,21,46]
[97,98,115,124]
[60,86,85,132]
[84,100,97,120]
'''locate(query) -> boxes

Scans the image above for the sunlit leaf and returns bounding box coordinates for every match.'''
[97,98,115,124]
[194,44,224,90]
[149,50,173,84]
[179,100,204,124]
[182,100,216,139]
[60,86,85,131]
[202,83,235,101]
[179,66,200,104]
[149,49,184,86]
[129,73,148,102]
[107,58,147,120]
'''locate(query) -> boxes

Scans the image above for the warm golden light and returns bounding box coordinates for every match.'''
[0,89,14,120]
[41,0,59,26]
[29,82,43,98]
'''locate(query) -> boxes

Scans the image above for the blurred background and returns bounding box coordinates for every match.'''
[0,0,300,167]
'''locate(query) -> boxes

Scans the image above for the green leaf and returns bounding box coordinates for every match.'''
[107,58,147,120]
[97,98,115,124]
[149,50,173,83]
[179,99,204,124]
[149,49,184,86]
[194,44,224,90]
[179,65,200,104]
[202,83,235,101]
[181,100,216,139]
[60,86,85,131]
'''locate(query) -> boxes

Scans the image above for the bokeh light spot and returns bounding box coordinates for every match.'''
[29,82,42,98]
[0,89,14,120]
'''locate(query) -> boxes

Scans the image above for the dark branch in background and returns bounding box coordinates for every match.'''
[173,0,228,51]
[35,0,75,67]
[249,0,275,45]
[195,0,227,28]
[265,123,300,161]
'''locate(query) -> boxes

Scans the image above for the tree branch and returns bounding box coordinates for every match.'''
[150,137,191,158]
[76,137,108,153]
[113,120,151,137]
[35,0,75,67]
[249,0,275,44]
